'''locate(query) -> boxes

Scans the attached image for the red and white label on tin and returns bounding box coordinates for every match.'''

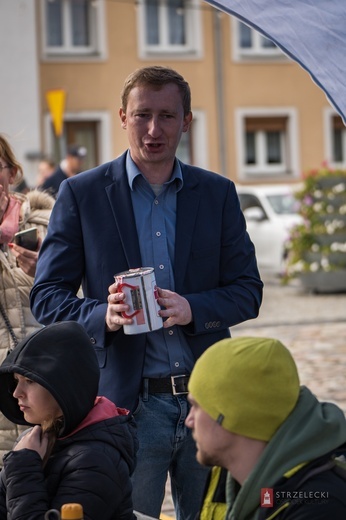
[114,267,163,335]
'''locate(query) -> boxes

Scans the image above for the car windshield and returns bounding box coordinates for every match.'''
[266,193,300,215]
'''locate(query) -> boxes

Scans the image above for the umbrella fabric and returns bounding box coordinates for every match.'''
[205,0,346,124]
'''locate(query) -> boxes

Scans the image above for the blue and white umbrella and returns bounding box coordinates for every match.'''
[205,0,346,124]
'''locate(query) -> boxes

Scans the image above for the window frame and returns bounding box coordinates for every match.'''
[232,18,286,62]
[41,0,107,61]
[177,109,208,168]
[235,108,300,181]
[137,0,203,59]
[324,107,346,167]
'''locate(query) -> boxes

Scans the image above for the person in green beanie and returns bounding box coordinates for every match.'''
[185,336,346,520]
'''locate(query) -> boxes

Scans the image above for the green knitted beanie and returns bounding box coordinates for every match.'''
[188,337,300,441]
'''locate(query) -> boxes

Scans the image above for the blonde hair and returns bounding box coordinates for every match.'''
[0,134,24,185]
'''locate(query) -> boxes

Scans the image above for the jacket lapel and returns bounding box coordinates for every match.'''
[175,165,200,294]
[104,154,142,269]
[103,157,200,282]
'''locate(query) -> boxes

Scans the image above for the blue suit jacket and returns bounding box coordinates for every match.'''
[30,152,263,410]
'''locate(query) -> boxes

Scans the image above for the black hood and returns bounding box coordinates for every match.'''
[0,321,100,436]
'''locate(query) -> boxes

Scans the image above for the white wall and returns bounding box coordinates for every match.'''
[0,0,41,188]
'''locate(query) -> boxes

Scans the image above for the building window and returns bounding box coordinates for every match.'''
[233,20,285,61]
[137,0,202,59]
[236,110,299,180]
[332,115,346,164]
[42,0,106,59]
[145,0,185,45]
[176,110,208,168]
[177,129,193,165]
[245,117,287,172]
[324,109,346,167]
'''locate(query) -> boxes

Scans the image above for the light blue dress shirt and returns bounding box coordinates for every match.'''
[126,151,195,378]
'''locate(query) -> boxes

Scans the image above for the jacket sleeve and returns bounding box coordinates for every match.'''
[3,449,50,519]
[3,447,134,520]
[181,180,263,334]
[30,180,109,348]
[0,469,7,520]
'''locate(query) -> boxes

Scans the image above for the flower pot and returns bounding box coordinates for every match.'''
[315,214,346,226]
[315,233,346,247]
[303,251,346,268]
[299,270,346,293]
[315,176,346,189]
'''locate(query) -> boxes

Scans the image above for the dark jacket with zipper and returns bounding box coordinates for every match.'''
[199,387,346,520]
[0,321,138,520]
[258,448,346,519]
[225,387,346,520]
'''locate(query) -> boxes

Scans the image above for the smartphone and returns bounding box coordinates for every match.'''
[14,227,38,251]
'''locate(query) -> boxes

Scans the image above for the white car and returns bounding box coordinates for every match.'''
[236,184,303,273]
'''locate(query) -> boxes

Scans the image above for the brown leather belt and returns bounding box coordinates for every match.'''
[143,375,190,395]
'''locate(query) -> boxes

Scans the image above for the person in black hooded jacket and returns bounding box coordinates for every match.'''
[0,321,138,520]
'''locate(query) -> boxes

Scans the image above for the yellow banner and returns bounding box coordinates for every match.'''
[46,89,66,137]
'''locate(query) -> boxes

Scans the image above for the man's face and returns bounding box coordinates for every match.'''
[119,83,192,177]
[186,394,232,468]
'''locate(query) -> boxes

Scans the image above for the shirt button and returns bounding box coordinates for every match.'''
[90,337,96,344]
[154,199,159,205]
[159,264,164,270]
[156,231,161,237]
[175,362,180,367]
[168,329,174,335]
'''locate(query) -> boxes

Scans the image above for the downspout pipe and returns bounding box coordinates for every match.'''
[213,9,228,177]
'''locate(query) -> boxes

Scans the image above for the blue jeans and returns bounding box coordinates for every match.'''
[131,393,209,520]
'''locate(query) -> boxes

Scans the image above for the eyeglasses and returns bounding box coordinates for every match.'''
[0,165,11,173]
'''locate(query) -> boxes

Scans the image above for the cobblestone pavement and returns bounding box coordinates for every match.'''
[161,271,346,518]
[233,271,346,413]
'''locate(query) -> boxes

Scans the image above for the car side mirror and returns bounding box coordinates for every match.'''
[243,206,267,221]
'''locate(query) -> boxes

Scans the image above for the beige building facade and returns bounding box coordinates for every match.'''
[2,1,344,187]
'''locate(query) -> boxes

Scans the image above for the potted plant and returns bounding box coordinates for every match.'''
[283,166,346,292]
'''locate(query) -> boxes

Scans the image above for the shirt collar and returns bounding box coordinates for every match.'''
[126,150,183,192]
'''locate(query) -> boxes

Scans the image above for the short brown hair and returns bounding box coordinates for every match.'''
[121,66,191,116]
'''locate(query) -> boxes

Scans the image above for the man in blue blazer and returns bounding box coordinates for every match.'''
[31,66,263,520]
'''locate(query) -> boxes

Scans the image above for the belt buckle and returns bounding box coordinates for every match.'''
[171,374,189,396]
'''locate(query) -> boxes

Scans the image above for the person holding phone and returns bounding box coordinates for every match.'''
[0,134,55,463]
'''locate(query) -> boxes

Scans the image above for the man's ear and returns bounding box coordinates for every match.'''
[119,108,127,129]
[182,111,193,133]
